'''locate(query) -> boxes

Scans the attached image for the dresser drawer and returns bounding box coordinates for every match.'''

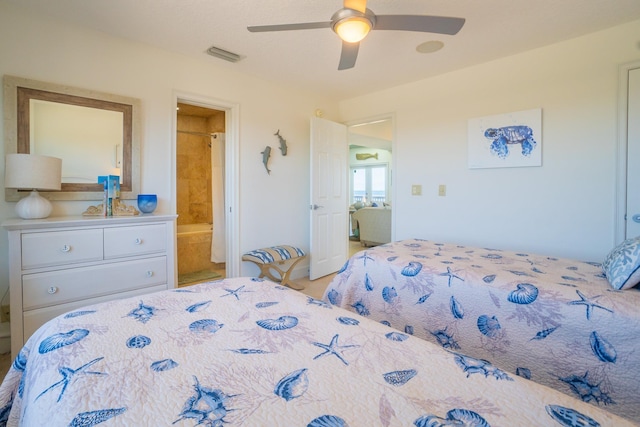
[22,284,168,342]
[104,223,167,259]
[22,256,167,310]
[21,228,104,270]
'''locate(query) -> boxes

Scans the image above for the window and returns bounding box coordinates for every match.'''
[351,165,388,205]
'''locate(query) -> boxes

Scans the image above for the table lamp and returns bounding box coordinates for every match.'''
[4,153,62,219]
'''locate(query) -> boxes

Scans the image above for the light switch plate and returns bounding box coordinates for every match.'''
[412,185,422,196]
[438,184,446,196]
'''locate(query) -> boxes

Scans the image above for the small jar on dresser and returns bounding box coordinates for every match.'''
[2,214,177,359]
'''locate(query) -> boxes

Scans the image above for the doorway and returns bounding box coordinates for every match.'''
[175,102,226,286]
[347,116,394,250]
[616,61,640,242]
[172,92,240,283]
[308,115,394,279]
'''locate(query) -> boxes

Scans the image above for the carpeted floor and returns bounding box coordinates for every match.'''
[295,240,364,299]
[296,273,336,300]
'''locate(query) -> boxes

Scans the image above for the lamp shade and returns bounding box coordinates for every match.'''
[5,154,62,219]
[5,153,62,191]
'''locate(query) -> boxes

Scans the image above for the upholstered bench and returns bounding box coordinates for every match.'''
[242,245,306,290]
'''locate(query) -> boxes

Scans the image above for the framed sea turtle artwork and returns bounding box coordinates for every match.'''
[468,108,542,169]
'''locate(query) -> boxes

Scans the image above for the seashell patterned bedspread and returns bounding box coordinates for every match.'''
[323,239,640,423]
[0,277,634,426]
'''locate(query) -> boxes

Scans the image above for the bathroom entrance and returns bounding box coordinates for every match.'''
[176,102,226,286]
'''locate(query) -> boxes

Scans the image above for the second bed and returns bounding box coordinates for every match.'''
[323,239,640,422]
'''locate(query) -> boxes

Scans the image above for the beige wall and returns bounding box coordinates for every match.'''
[0,2,339,296]
[2,0,639,303]
[339,19,640,261]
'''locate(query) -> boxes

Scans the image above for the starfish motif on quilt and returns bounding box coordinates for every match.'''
[439,267,464,287]
[568,290,613,320]
[36,357,106,402]
[312,334,359,365]
[221,285,250,300]
[356,251,375,266]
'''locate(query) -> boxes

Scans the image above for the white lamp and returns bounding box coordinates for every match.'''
[5,153,62,219]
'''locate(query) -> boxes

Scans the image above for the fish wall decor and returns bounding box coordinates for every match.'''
[355,153,378,160]
[275,129,288,156]
[261,146,271,174]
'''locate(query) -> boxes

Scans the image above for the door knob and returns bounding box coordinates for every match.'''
[633,214,640,223]
[311,204,324,210]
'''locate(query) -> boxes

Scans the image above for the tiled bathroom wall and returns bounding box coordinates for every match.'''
[176,106,224,226]
[176,104,226,284]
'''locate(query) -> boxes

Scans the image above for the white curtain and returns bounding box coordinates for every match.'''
[210,133,226,262]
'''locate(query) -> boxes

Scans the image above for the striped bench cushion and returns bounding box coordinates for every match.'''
[242,245,306,264]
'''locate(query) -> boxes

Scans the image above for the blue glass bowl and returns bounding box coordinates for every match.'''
[137,194,157,214]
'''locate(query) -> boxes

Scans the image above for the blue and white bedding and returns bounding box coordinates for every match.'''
[323,239,640,423]
[0,277,634,426]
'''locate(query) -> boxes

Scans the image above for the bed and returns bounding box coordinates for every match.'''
[323,239,640,423]
[0,277,633,426]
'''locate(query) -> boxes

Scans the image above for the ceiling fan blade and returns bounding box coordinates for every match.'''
[374,15,465,35]
[248,21,332,32]
[338,41,359,70]
[343,0,367,13]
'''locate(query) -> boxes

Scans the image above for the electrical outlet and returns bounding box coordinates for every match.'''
[438,184,447,196]
[411,185,422,196]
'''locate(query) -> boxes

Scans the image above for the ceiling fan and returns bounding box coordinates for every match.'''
[247,0,465,70]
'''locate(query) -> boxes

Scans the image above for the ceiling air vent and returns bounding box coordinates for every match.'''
[206,45,243,63]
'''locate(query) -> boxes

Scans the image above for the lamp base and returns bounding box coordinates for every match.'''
[15,190,53,219]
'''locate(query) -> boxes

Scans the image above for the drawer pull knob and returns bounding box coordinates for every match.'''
[146,271,154,278]
[61,245,71,253]
[48,286,58,295]
[135,238,143,245]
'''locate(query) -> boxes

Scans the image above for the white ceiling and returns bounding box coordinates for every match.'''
[8,0,640,100]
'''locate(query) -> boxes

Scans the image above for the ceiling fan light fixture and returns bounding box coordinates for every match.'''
[331,8,376,43]
[334,17,372,43]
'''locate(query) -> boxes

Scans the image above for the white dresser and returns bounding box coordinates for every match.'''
[3,214,177,358]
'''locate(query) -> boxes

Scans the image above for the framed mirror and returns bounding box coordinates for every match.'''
[4,75,140,201]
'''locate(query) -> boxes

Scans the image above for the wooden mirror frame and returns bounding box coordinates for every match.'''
[3,75,141,201]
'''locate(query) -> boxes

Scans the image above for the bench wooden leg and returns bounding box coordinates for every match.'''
[257,257,305,290]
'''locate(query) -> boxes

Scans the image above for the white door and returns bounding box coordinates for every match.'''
[309,117,348,279]
[626,67,640,238]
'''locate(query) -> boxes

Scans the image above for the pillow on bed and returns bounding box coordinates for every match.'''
[602,236,640,290]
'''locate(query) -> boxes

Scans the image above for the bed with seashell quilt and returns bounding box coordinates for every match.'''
[0,276,634,426]
[322,238,640,423]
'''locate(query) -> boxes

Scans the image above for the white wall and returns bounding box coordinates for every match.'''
[339,19,640,261]
[0,3,339,295]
